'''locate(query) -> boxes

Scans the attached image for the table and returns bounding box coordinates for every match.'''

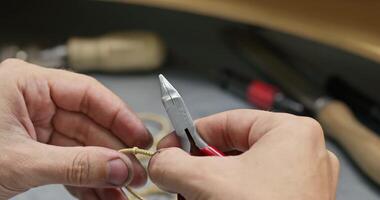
[12,71,380,200]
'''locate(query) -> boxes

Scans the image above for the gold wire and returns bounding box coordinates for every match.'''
[118,113,175,200]
[119,147,155,157]
[119,147,155,200]
[125,186,144,200]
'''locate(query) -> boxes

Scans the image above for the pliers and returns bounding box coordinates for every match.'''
[159,74,224,157]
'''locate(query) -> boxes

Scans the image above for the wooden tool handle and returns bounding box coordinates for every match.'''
[317,100,380,184]
[67,31,166,72]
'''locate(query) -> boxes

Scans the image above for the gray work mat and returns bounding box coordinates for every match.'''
[12,72,380,200]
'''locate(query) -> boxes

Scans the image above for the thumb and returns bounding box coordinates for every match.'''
[29,144,133,188]
[148,147,223,198]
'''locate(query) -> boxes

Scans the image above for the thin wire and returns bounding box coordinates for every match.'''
[118,113,175,200]
[119,147,155,157]
[125,185,144,200]
[119,147,155,200]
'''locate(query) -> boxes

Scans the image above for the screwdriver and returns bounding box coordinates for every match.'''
[215,68,305,114]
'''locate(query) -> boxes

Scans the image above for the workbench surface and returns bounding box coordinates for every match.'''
[12,72,380,200]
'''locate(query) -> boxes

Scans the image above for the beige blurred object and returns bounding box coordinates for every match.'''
[0,31,166,72]
[68,31,166,72]
[115,0,380,64]
[318,100,380,185]
[230,30,380,186]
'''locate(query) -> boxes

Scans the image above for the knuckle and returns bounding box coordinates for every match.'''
[82,74,99,85]
[280,116,325,150]
[86,75,97,83]
[300,117,323,133]
[290,116,324,141]
[74,73,99,86]
[275,112,298,119]
[328,151,340,169]
[272,112,300,124]
[300,117,324,141]
[66,152,91,185]
[0,58,25,68]
[0,58,36,79]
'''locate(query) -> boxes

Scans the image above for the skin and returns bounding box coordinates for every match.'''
[0,59,153,200]
[0,59,339,200]
[149,109,340,200]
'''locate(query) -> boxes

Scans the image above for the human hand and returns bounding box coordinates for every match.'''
[0,59,152,199]
[149,109,339,200]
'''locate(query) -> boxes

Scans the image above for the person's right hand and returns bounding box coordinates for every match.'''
[148,109,339,200]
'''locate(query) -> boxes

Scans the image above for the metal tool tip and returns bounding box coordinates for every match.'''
[158,74,165,81]
[158,74,171,87]
[158,74,169,85]
[158,74,179,100]
[158,74,168,95]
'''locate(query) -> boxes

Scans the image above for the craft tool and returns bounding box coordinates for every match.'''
[229,30,380,185]
[215,67,305,114]
[327,77,380,126]
[0,31,165,72]
[159,74,224,156]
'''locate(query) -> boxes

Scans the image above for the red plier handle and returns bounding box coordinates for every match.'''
[200,146,225,157]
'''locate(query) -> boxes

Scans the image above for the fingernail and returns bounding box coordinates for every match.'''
[107,158,130,186]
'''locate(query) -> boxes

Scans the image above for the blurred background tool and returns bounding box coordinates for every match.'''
[3,1,379,199]
[227,29,380,185]
[0,31,166,72]
[215,68,305,115]
[327,77,380,128]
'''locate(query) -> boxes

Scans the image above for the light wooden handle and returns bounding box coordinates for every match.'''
[317,100,380,184]
[67,31,166,72]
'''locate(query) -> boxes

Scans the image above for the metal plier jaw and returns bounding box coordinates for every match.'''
[159,74,224,156]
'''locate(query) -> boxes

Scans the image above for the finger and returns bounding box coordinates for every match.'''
[158,110,324,157]
[327,151,340,198]
[50,132,147,187]
[156,132,181,150]
[95,188,128,200]
[149,148,199,193]
[45,68,152,149]
[126,155,147,188]
[76,189,100,200]
[4,59,151,147]
[49,131,83,146]
[29,143,133,188]
[53,109,127,147]
[148,147,231,198]
[159,109,294,152]
[66,186,100,200]
[66,186,128,200]
[157,110,280,151]
[52,109,148,187]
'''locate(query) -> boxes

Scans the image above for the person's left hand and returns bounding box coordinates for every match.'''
[0,59,152,200]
